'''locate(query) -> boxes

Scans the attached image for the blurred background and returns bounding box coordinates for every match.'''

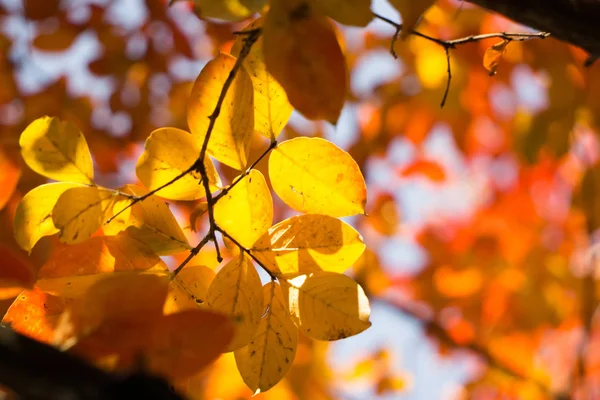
[2,0,600,398]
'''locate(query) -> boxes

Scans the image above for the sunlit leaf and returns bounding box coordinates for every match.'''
[282,271,371,340]
[483,40,510,76]
[232,19,293,140]
[264,0,348,123]
[19,116,94,183]
[104,185,191,255]
[251,214,365,277]
[206,254,263,351]
[187,53,254,170]
[14,182,85,253]
[136,127,221,201]
[164,265,216,313]
[36,233,169,298]
[215,170,273,248]
[235,282,298,393]
[2,287,72,343]
[269,137,367,217]
[52,186,126,244]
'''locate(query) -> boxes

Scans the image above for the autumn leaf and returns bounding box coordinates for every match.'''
[388,0,436,38]
[235,282,298,393]
[315,0,373,27]
[251,214,366,277]
[103,184,191,255]
[0,244,35,299]
[206,254,264,351]
[2,287,72,343]
[136,127,221,201]
[164,264,216,313]
[191,0,267,21]
[214,170,273,248]
[263,0,348,123]
[400,159,446,182]
[232,18,293,141]
[269,137,367,217]
[282,271,371,340]
[52,186,126,244]
[19,116,94,184]
[483,40,510,76]
[187,53,254,170]
[14,182,85,253]
[36,233,169,298]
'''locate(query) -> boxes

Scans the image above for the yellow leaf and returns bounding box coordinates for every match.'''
[215,170,273,248]
[14,182,84,253]
[192,0,266,21]
[315,0,373,27]
[188,53,254,170]
[269,137,367,216]
[483,40,510,76]
[136,127,221,201]
[19,116,94,183]
[388,0,436,37]
[36,233,169,298]
[251,214,366,277]
[235,282,298,393]
[164,265,216,314]
[52,186,125,244]
[283,271,371,340]
[206,254,263,351]
[264,0,348,123]
[232,19,293,140]
[104,185,191,255]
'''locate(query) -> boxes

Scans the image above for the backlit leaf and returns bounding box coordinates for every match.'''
[104,185,191,255]
[54,273,168,352]
[251,214,365,277]
[232,19,293,140]
[388,0,436,38]
[146,310,235,380]
[136,127,221,201]
[2,287,72,343]
[483,40,510,76]
[187,53,254,170]
[164,265,216,313]
[19,116,94,183]
[215,170,273,248]
[14,182,84,253]
[283,271,371,340]
[52,186,126,244]
[235,282,298,393]
[264,0,348,123]
[206,254,263,351]
[192,0,266,21]
[36,233,169,298]
[269,137,367,217]
[315,0,373,27]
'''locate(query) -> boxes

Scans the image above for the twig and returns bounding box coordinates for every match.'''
[371,12,550,107]
[377,297,555,396]
[171,232,212,277]
[217,227,276,280]
[213,140,277,202]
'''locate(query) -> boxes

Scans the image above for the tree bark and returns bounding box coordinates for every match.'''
[467,0,600,57]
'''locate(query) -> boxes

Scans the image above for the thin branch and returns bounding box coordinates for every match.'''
[171,232,212,277]
[377,297,555,396]
[213,140,277,203]
[217,227,276,280]
[371,12,549,107]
